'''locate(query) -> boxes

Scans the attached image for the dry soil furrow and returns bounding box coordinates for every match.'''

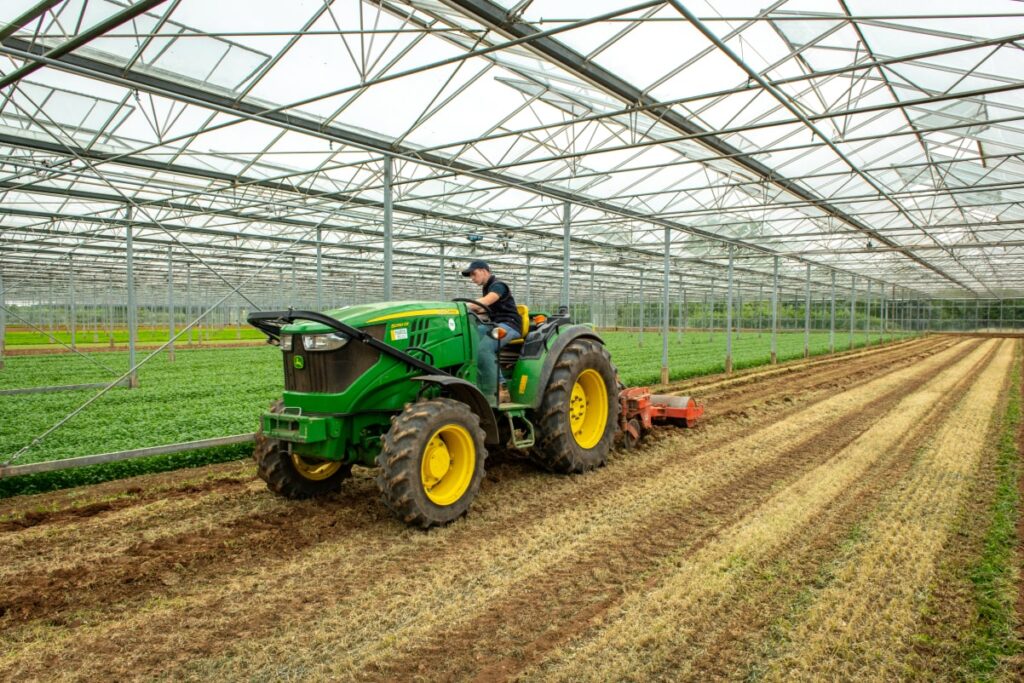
[0,474,252,532]
[364,340,989,681]
[759,339,1015,681]
[0,339,968,631]
[526,340,1002,682]
[658,335,938,396]
[0,340,973,680]
[692,337,954,412]
[632,343,1009,681]
[156,340,987,680]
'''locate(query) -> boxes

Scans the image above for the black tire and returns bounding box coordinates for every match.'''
[254,399,351,499]
[377,398,488,528]
[532,338,619,473]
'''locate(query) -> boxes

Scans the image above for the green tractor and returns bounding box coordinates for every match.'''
[247,300,618,527]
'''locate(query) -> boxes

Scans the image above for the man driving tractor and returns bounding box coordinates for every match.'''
[461,260,522,405]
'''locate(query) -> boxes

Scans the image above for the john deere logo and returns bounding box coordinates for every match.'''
[293,355,305,370]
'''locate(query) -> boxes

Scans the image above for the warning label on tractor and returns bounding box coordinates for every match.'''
[391,327,409,341]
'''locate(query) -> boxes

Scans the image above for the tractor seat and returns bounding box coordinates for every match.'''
[507,304,529,345]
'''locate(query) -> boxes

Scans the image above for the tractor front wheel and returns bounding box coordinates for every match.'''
[377,398,487,528]
[532,338,618,473]
[254,399,351,498]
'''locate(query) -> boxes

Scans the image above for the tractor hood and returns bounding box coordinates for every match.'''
[281,301,464,335]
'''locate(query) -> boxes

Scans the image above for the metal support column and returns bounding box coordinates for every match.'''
[892,285,897,340]
[0,267,5,370]
[525,254,532,307]
[704,286,712,342]
[638,269,645,347]
[880,287,886,343]
[69,255,76,351]
[590,262,596,325]
[803,264,810,358]
[561,202,570,309]
[278,266,284,309]
[680,277,686,340]
[48,276,54,334]
[91,283,98,342]
[708,280,714,343]
[849,276,857,350]
[661,225,670,384]
[106,284,114,348]
[770,256,778,364]
[757,283,763,336]
[316,225,323,310]
[126,219,138,388]
[290,256,297,307]
[866,280,872,345]
[167,246,175,362]
[726,244,734,374]
[439,244,446,299]
[383,155,394,300]
[186,262,193,345]
[829,271,836,353]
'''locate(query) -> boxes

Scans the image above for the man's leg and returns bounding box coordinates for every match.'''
[495,324,522,404]
[496,323,522,347]
[476,324,499,406]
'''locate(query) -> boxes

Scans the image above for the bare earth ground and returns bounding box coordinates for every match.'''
[0,335,1018,681]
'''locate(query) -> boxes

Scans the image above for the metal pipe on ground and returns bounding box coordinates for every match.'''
[0,433,255,479]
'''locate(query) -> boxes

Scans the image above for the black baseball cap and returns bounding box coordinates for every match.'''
[461,260,490,276]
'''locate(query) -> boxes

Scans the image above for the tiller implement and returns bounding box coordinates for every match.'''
[618,387,704,450]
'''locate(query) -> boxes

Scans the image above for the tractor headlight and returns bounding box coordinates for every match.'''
[280,334,293,351]
[303,333,349,351]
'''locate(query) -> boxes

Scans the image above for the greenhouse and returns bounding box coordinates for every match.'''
[2,1,1024,679]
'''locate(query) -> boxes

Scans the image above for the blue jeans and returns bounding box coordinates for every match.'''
[477,323,522,405]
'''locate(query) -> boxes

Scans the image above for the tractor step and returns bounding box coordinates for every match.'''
[502,409,535,450]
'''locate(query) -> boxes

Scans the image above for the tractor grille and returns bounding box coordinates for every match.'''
[408,317,431,349]
[283,325,384,394]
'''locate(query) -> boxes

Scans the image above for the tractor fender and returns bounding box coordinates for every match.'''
[532,326,606,407]
[412,375,500,445]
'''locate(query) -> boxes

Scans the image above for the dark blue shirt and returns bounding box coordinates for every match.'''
[483,275,522,334]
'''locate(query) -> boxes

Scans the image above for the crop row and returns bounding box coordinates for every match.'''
[3,325,265,347]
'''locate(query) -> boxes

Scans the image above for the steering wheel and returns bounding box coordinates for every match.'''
[451,297,493,319]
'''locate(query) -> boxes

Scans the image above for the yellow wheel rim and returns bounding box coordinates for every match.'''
[421,424,476,506]
[569,368,609,449]
[290,453,343,481]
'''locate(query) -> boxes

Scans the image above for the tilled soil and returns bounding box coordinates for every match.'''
[0,335,1014,681]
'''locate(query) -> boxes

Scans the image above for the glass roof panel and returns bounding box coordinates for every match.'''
[1,0,1022,298]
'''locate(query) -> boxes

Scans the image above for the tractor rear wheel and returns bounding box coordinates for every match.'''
[377,398,487,528]
[254,399,351,498]
[532,338,618,473]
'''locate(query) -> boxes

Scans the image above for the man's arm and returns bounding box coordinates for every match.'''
[469,291,500,313]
